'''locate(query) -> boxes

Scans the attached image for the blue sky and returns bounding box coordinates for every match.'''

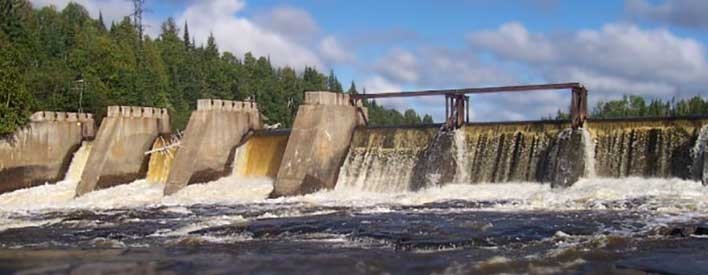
[31,0,708,121]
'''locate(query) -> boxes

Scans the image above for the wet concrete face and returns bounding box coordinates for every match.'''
[0,113,93,194]
[409,130,457,191]
[77,109,169,196]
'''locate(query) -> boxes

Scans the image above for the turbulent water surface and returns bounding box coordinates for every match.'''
[0,176,708,274]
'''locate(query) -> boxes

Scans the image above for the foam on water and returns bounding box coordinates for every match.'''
[64,141,93,182]
[0,175,707,214]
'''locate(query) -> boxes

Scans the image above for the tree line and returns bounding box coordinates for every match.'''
[0,1,432,135]
[545,95,708,120]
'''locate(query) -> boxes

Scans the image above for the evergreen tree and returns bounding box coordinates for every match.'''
[182,20,190,49]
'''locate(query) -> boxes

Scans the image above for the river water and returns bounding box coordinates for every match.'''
[0,176,707,274]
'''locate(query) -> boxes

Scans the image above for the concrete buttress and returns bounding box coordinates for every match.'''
[75,106,169,196]
[163,99,261,195]
[0,112,94,194]
[271,91,367,197]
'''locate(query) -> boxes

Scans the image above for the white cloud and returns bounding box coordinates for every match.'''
[319,36,354,64]
[375,48,419,83]
[178,0,324,69]
[31,0,132,26]
[255,6,319,45]
[626,0,708,29]
[468,22,554,62]
[468,22,708,98]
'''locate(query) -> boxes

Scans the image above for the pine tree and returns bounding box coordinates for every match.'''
[347,81,357,94]
[97,11,106,32]
[183,20,190,49]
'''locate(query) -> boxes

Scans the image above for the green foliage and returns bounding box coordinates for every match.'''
[0,2,435,133]
[546,95,708,120]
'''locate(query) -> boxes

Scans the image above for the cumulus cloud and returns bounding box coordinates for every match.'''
[30,0,132,26]
[469,22,708,99]
[626,0,708,29]
[255,6,319,45]
[178,0,324,69]
[468,22,553,62]
[319,36,354,64]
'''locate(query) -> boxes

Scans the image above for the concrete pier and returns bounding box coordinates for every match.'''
[75,106,169,196]
[271,91,367,197]
[547,129,588,188]
[0,112,94,193]
[163,99,261,195]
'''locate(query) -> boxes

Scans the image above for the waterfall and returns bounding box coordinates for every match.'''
[587,119,706,179]
[336,127,438,192]
[453,128,469,183]
[63,141,93,182]
[231,132,289,179]
[581,128,596,178]
[146,137,177,183]
[691,125,708,184]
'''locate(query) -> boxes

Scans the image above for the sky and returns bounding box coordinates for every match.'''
[30,0,708,122]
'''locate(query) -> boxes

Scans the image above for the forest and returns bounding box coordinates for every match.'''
[1,1,706,136]
[546,95,708,120]
[0,0,431,135]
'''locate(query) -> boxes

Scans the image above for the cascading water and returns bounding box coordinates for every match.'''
[231,132,288,178]
[63,141,93,182]
[587,119,707,179]
[336,127,439,192]
[146,136,177,183]
[691,125,708,184]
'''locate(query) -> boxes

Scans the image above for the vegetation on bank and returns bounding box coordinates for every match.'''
[1,1,705,135]
[546,95,708,120]
[0,0,431,135]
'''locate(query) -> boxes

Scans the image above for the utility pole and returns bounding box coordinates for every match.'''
[73,75,85,114]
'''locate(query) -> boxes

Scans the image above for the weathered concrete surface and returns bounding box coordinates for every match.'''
[163,99,261,195]
[547,129,587,188]
[76,106,169,196]
[271,91,367,197]
[0,112,94,193]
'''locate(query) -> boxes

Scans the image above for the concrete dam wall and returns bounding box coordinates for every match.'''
[271,92,367,197]
[76,106,170,196]
[337,118,708,192]
[164,99,261,195]
[1,93,705,199]
[0,112,94,193]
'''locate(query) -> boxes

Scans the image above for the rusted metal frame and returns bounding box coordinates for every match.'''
[455,95,465,128]
[570,87,588,129]
[349,98,369,126]
[350,82,582,99]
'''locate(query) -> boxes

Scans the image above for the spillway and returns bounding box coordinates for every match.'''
[588,118,708,179]
[146,137,177,183]
[338,118,707,192]
[232,130,289,179]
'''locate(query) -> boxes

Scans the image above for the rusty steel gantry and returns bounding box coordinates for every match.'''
[350,82,588,130]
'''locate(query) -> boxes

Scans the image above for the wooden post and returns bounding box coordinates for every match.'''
[570,87,588,129]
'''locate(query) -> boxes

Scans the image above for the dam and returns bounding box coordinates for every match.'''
[0,84,707,274]
[0,84,706,197]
